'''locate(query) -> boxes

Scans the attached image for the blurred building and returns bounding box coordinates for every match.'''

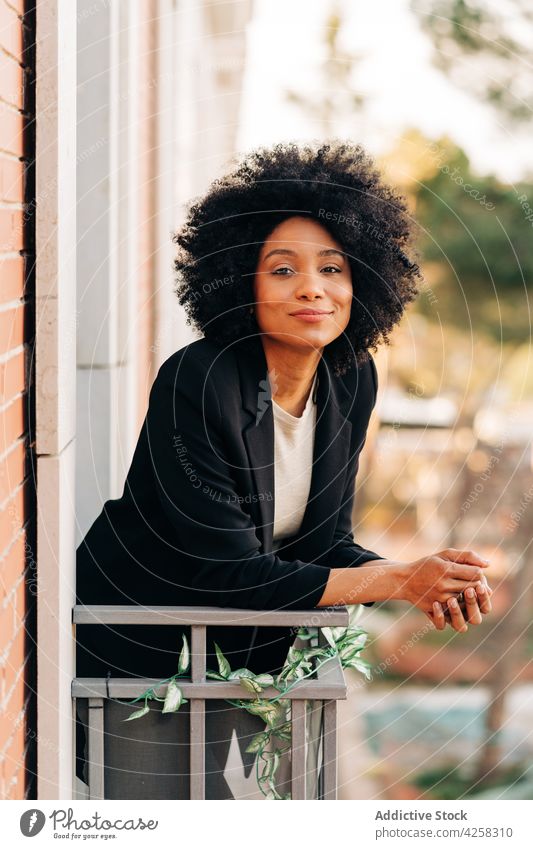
[0,0,252,800]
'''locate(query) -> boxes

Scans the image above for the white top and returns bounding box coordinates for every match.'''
[271,373,318,551]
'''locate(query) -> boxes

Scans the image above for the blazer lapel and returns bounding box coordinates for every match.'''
[239,339,276,550]
[238,339,353,558]
[293,355,352,561]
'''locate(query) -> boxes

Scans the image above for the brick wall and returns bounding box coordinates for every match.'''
[0,0,36,800]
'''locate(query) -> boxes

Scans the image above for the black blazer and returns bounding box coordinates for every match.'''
[76,336,385,680]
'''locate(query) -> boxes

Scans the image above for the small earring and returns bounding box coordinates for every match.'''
[249,306,254,314]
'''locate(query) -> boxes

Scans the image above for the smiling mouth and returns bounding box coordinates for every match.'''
[289,309,334,322]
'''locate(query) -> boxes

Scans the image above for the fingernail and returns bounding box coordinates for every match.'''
[466,587,475,598]
[449,597,458,607]
[477,583,486,593]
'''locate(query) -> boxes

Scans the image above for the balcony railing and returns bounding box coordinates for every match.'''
[72,605,349,800]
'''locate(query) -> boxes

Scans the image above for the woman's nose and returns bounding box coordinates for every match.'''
[293,270,325,298]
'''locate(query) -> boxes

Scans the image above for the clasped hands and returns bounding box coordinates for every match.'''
[404,548,493,633]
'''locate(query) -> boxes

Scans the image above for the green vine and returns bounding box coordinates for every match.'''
[121,605,372,800]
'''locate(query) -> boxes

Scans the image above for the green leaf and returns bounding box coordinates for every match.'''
[245,731,269,754]
[245,702,282,726]
[340,644,363,662]
[227,667,255,680]
[123,704,150,721]
[178,634,190,675]
[344,657,373,679]
[273,728,291,742]
[214,642,231,678]
[162,680,186,714]
[253,673,274,688]
[239,676,263,695]
[206,670,227,681]
[347,603,364,628]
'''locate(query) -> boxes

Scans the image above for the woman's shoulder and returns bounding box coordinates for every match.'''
[338,350,378,396]
[156,337,237,384]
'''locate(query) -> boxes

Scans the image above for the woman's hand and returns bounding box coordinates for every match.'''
[399,548,491,616]
[429,580,493,632]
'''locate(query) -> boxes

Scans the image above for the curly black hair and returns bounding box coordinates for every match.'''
[172,141,421,376]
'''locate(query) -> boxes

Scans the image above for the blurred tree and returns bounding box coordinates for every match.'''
[412,136,533,344]
[285,3,366,136]
[412,0,533,122]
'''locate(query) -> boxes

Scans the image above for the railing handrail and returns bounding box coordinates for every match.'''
[72,603,350,627]
[73,604,349,800]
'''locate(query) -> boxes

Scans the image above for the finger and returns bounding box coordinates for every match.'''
[440,549,490,569]
[441,577,486,595]
[479,574,493,594]
[447,595,468,632]
[475,581,492,614]
[432,601,446,630]
[447,563,488,583]
[463,586,483,625]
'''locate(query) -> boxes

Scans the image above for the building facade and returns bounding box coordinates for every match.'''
[0,0,252,800]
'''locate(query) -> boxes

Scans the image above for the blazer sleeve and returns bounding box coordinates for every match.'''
[145,352,331,611]
[313,355,387,606]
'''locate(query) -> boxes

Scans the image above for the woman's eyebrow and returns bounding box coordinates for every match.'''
[318,248,345,258]
[262,247,345,261]
[262,248,298,260]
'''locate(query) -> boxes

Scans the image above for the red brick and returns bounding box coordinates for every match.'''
[3,721,26,799]
[0,207,24,251]
[12,573,25,622]
[2,657,24,718]
[4,621,26,674]
[0,2,22,60]
[0,101,24,157]
[0,255,24,302]
[0,590,15,648]
[0,155,23,203]
[0,349,25,404]
[0,484,24,553]
[0,443,25,513]
[0,304,24,355]
[0,533,26,599]
[0,49,24,108]
[0,395,25,455]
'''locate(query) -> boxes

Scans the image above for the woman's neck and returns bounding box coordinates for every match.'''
[262,339,322,417]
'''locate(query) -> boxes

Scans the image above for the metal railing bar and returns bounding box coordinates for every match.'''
[189,700,205,799]
[290,699,307,800]
[87,697,105,800]
[72,605,349,628]
[321,700,337,800]
[72,677,346,701]
[313,653,347,697]
[191,625,206,683]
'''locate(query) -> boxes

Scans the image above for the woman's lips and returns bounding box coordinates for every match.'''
[289,311,334,323]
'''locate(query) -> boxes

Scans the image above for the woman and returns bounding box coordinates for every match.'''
[76,141,492,799]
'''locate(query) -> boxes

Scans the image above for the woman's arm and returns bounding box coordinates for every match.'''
[317,549,491,612]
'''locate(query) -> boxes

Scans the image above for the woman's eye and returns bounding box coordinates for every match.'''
[271,266,294,275]
[321,265,341,273]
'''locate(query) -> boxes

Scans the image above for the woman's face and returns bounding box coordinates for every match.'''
[253,216,353,353]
